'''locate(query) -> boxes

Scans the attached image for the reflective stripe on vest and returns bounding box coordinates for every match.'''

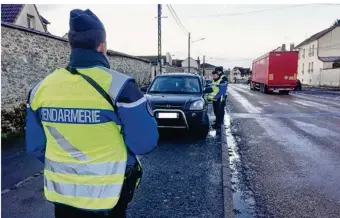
[46,126,90,161]
[98,67,131,104]
[44,176,122,198]
[45,158,126,175]
[29,80,43,105]
[29,67,131,210]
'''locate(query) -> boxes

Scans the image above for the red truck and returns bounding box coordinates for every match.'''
[250,51,298,94]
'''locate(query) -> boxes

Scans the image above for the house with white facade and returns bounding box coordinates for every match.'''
[1,4,50,33]
[230,67,251,83]
[181,57,200,73]
[295,22,340,87]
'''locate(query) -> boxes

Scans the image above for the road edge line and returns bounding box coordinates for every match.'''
[221,122,235,218]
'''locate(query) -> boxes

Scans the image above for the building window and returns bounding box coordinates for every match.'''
[309,79,312,83]
[309,46,311,56]
[302,49,305,58]
[311,62,314,72]
[302,63,304,74]
[312,45,315,56]
[27,14,35,29]
[308,62,311,73]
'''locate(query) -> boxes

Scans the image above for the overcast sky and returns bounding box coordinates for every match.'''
[37,4,340,69]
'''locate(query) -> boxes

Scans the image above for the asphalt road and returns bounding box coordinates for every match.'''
[1,109,224,218]
[227,84,340,218]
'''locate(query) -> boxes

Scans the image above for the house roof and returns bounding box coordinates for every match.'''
[319,56,340,62]
[1,4,50,25]
[40,15,50,24]
[200,63,216,69]
[295,24,340,48]
[1,4,23,23]
[137,55,166,64]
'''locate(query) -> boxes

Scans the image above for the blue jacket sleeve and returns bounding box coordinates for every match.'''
[26,93,46,163]
[214,82,227,100]
[117,81,159,155]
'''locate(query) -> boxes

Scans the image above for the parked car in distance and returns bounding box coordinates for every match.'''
[295,79,302,91]
[143,73,213,138]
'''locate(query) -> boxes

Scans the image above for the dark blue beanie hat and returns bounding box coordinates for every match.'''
[68,9,106,49]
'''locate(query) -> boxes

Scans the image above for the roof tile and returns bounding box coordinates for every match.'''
[1,4,23,23]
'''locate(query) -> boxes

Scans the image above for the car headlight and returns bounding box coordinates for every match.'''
[190,100,204,110]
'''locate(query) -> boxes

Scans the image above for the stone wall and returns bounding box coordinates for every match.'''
[1,22,152,137]
[163,64,184,73]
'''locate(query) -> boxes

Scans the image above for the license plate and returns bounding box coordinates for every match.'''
[157,113,178,119]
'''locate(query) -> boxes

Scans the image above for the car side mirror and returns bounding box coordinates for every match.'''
[140,86,148,94]
[204,87,213,94]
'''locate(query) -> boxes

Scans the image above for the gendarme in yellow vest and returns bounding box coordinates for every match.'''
[29,67,134,210]
[208,77,223,101]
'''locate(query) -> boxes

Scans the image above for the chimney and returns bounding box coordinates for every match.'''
[290,43,294,51]
[281,44,286,51]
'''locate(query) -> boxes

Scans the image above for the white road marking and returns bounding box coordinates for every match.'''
[292,120,340,138]
[275,101,290,106]
[231,85,256,96]
[228,86,262,113]
[291,93,340,106]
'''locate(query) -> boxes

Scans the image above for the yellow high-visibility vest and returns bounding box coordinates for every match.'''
[208,77,222,101]
[29,67,133,210]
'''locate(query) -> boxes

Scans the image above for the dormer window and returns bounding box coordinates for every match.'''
[27,14,35,29]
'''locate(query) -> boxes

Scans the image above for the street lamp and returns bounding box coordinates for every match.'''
[188,33,205,73]
[191,38,205,43]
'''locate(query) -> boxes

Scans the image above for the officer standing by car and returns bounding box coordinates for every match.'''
[208,67,228,132]
[26,9,158,218]
[216,66,228,100]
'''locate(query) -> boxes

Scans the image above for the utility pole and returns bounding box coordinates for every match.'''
[203,55,205,77]
[158,4,162,75]
[188,32,191,73]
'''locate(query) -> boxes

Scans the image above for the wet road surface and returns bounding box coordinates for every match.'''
[1,109,224,218]
[227,84,340,218]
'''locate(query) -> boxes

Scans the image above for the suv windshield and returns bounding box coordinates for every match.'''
[149,76,201,94]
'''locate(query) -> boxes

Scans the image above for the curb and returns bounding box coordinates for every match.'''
[221,123,235,218]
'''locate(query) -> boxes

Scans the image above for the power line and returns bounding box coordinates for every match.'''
[196,4,340,19]
[209,57,254,62]
[169,5,188,33]
[166,4,189,34]
[166,5,186,34]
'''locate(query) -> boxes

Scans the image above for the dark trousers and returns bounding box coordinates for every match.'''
[213,97,226,126]
[54,164,140,218]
